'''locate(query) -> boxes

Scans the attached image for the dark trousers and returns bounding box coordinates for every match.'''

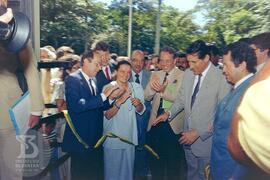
[70,148,103,180]
[134,104,151,179]
[147,122,186,180]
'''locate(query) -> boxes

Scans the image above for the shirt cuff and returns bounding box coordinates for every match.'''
[101,93,107,102]
[31,111,42,116]
[109,99,115,105]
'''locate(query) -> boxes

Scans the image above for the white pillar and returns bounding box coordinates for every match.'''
[154,0,161,54]
[127,0,133,58]
[20,0,40,58]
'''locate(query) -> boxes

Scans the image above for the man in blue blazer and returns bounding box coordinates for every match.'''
[93,41,115,92]
[129,50,151,180]
[63,50,118,180]
[211,41,256,180]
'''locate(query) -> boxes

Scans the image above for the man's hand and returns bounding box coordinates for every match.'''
[131,98,141,107]
[117,90,131,105]
[152,111,170,126]
[0,8,13,23]
[131,98,143,112]
[109,86,125,100]
[150,75,168,92]
[179,129,199,145]
[28,115,40,128]
[103,84,119,98]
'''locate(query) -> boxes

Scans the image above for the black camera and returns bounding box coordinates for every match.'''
[38,60,75,70]
[0,6,30,53]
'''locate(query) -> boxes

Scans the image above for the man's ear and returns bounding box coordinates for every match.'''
[239,61,247,71]
[203,54,210,63]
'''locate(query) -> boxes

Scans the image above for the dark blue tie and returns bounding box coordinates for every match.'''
[135,73,140,84]
[157,72,169,116]
[191,75,202,109]
[89,79,96,96]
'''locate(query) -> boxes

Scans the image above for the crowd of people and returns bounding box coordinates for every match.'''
[37,32,270,180]
[1,7,270,180]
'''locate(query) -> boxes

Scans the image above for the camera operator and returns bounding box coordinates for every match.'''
[0,8,44,180]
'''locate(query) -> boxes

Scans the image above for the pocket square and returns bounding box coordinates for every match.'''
[79,98,86,105]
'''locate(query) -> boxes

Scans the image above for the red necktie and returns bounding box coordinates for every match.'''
[105,66,111,80]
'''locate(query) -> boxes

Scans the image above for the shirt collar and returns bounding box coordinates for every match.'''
[132,70,142,77]
[102,65,110,71]
[234,73,254,89]
[164,67,175,76]
[80,69,91,81]
[201,62,211,77]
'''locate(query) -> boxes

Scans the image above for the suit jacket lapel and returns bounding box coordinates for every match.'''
[78,71,94,95]
[141,70,147,88]
[188,73,195,111]
[192,64,213,109]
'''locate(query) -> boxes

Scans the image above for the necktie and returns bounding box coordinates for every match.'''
[162,72,169,83]
[135,73,140,84]
[157,72,169,116]
[105,66,111,80]
[89,79,96,96]
[191,74,202,109]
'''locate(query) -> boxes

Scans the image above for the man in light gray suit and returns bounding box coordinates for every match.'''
[129,50,151,180]
[153,40,230,180]
[145,47,186,180]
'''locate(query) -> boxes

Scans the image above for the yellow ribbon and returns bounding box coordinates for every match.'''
[62,110,89,149]
[62,110,159,159]
[95,132,160,159]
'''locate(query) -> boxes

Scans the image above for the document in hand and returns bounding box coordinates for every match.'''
[9,91,31,135]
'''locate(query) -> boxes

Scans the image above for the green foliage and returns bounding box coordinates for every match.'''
[160,6,200,51]
[40,0,270,55]
[196,0,269,48]
[41,0,199,55]
[41,0,110,54]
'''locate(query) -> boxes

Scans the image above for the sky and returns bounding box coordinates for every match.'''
[163,0,198,12]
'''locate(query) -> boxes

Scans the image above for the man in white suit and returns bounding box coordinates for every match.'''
[145,47,186,180]
[153,40,230,180]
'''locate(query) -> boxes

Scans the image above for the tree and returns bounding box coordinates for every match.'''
[195,0,266,47]
[41,0,109,54]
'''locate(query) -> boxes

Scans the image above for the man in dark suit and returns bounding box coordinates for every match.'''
[63,50,118,180]
[93,41,115,92]
[129,50,151,180]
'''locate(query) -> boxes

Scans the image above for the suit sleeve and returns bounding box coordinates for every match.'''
[134,83,145,115]
[169,72,186,119]
[199,73,230,141]
[144,73,157,101]
[23,42,44,113]
[65,75,105,113]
